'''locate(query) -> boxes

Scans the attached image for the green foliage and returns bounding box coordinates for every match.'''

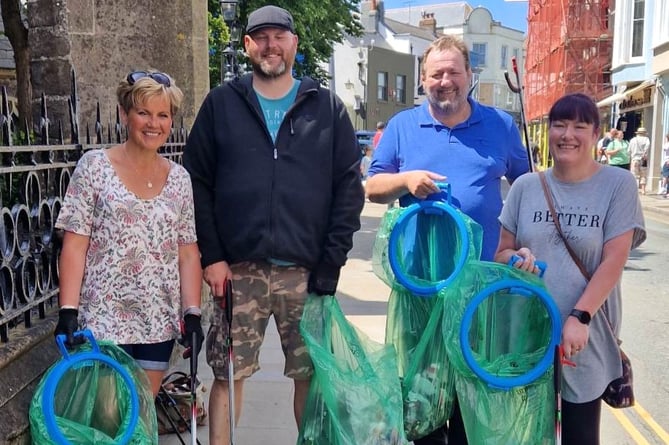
[207,0,362,85]
[208,10,230,88]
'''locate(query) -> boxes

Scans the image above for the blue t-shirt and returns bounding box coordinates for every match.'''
[256,79,301,143]
[368,98,529,260]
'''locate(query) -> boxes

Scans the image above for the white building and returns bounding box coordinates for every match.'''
[329,1,526,130]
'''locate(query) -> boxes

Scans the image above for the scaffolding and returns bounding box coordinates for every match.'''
[525,0,613,122]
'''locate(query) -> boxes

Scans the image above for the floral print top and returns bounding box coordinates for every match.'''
[55,149,198,344]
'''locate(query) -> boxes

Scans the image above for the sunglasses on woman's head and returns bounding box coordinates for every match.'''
[126,71,171,87]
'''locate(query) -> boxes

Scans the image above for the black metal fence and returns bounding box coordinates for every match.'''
[0,73,188,343]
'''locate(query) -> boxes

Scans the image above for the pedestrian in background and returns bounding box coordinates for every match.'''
[629,127,650,194]
[372,120,386,148]
[365,34,529,445]
[360,144,373,181]
[55,70,204,397]
[605,129,630,170]
[183,5,364,444]
[496,93,646,445]
[662,133,669,196]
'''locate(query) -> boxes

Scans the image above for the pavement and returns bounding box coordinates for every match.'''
[159,192,668,445]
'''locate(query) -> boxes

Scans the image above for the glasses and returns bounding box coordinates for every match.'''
[126,71,171,87]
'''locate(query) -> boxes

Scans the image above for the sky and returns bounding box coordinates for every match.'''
[381,0,529,33]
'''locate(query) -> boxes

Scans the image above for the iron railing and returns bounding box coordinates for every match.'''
[0,71,188,343]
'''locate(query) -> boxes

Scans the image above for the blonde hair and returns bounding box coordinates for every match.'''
[116,70,184,116]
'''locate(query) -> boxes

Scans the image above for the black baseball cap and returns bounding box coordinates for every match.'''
[246,5,295,35]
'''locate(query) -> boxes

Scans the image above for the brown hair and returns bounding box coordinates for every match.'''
[116,70,184,116]
[421,35,471,74]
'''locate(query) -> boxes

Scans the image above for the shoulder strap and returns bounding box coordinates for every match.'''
[538,171,592,281]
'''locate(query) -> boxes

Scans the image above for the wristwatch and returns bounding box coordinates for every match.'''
[569,309,591,325]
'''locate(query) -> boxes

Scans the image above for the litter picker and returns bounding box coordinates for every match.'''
[180,326,203,445]
[504,56,534,172]
[554,345,562,445]
[214,280,235,445]
[189,329,198,445]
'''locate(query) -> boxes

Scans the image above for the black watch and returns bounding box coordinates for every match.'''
[569,309,591,325]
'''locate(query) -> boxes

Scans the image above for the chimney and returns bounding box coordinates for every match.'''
[419,11,436,34]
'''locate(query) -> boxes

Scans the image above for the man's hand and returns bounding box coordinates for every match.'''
[204,261,233,297]
[308,263,341,296]
[404,171,447,199]
[54,308,85,349]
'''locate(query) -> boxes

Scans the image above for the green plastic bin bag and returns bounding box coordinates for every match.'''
[30,332,158,444]
[455,374,554,445]
[298,295,408,445]
[398,296,457,441]
[441,261,561,445]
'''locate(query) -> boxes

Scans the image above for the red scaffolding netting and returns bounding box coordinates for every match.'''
[525,0,613,121]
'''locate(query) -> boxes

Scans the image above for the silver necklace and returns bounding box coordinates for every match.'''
[124,146,159,188]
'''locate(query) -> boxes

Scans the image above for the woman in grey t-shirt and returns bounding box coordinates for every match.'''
[495,93,646,445]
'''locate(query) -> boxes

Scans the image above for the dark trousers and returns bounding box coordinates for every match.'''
[413,398,468,445]
[562,398,602,445]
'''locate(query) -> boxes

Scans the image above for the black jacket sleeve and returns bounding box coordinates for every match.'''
[183,88,226,268]
[312,91,364,287]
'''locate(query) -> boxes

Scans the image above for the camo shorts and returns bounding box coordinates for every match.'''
[206,260,313,381]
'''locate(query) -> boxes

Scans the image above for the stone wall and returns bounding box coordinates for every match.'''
[28,0,209,140]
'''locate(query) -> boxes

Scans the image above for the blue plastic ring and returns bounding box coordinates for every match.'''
[42,331,140,444]
[459,279,562,390]
[388,200,470,296]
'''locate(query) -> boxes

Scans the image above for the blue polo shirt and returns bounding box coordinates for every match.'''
[368,98,529,260]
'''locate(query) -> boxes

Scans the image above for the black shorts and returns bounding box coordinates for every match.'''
[118,339,175,371]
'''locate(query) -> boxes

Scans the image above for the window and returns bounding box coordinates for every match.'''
[654,0,669,47]
[512,48,520,65]
[631,0,644,57]
[472,43,487,67]
[395,75,406,103]
[501,45,508,69]
[377,71,388,101]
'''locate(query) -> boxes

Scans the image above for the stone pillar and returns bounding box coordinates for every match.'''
[29,0,209,141]
[28,0,76,141]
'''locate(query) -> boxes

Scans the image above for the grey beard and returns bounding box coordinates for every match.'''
[252,59,287,80]
[428,93,465,116]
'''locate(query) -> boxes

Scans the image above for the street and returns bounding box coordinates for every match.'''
[602,213,669,444]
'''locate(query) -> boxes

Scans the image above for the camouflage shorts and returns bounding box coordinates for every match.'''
[206,260,313,380]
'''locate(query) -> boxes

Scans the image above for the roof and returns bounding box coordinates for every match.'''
[384,17,437,41]
[384,2,473,28]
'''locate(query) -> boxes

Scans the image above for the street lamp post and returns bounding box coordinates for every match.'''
[220,0,243,83]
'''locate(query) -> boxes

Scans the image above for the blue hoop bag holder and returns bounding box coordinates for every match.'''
[29,329,159,444]
[442,260,561,445]
[385,183,482,296]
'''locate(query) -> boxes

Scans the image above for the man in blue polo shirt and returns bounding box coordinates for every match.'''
[365,35,529,445]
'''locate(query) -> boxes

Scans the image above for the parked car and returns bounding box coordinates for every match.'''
[356,130,375,148]
[356,130,375,158]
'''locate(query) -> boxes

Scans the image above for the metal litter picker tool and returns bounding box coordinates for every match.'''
[215,280,235,445]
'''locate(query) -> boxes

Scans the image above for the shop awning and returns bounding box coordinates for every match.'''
[596,92,626,108]
[596,80,655,108]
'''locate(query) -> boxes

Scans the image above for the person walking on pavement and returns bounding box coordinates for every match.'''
[372,120,386,148]
[661,133,669,197]
[365,34,529,445]
[629,127,650,194]
[182,5,364,444]
[605,129,631,170]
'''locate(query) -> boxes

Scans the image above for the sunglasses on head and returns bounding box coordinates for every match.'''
[126,71,171,87]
